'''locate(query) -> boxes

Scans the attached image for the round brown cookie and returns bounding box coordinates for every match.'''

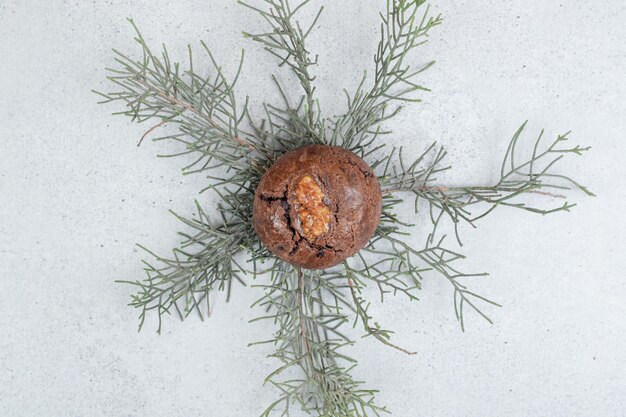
[253,145,382,269]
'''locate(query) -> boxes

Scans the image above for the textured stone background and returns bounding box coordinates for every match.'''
[1,1,625,416]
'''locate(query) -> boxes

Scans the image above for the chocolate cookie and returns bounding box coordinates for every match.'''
[253,145,382,269]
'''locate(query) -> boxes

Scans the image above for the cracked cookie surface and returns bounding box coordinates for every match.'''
[253,145,382,269]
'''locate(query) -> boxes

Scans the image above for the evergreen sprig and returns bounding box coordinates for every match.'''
[117,202,249,333]
[381,122,594,245]
[239,0,323,132]
[330,0,441,153]
[252,263,386,417]
[96,0,593,415]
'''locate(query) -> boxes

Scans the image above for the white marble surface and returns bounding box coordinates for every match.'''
[1,1,625,416]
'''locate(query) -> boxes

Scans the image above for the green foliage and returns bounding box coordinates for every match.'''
[96,0,592,415]
[330,0,442,153]
[252,263,386,417]
[240,0,324,134]
[117,203,250,333]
